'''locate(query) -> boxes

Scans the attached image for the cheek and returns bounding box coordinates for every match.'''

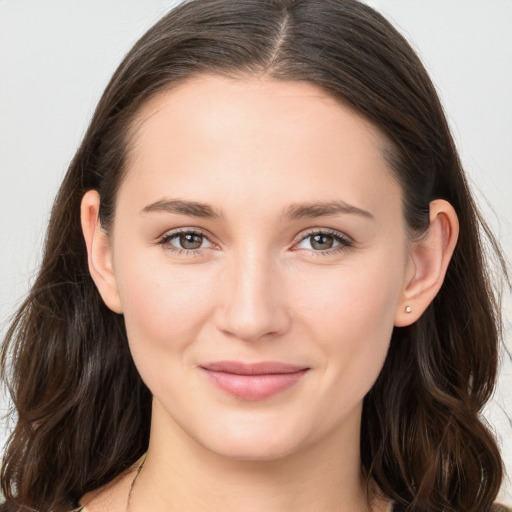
[113,252,216,362]
[294,257,402,337]
[290,255,404,394]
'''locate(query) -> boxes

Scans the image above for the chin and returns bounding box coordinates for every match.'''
[192,413,311,462]
[205,437,303,462]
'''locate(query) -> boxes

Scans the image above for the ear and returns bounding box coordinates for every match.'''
[394,199,459,327]
[80,190,123,313]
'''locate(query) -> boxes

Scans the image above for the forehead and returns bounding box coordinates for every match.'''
[130,74,388,150]
[121,74,400,218]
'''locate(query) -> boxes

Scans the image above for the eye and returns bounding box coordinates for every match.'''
[295,229,352,253]
[159,230,214,253]
[173,232,205,250]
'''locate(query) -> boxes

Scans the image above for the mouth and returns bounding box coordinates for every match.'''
[199,361,310,401]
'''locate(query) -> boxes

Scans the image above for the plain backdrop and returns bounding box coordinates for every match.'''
[0,0,511,503]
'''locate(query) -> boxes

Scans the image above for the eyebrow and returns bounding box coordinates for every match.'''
[141,199,222,218]
[141,198,373,221]
[283,200,374,220]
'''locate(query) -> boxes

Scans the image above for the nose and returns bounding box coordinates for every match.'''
[214,250,291,343]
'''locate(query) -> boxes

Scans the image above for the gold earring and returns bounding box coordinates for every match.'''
[405,305,412,313]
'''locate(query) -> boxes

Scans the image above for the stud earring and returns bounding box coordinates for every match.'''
[405,305,412,313]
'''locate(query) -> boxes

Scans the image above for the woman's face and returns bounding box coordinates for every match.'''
[105,75,414,460]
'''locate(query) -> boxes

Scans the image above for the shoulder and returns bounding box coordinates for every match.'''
[492,504,512,512]
[0,505,85,512]
[390,502,512,512]
[77,466,137,512]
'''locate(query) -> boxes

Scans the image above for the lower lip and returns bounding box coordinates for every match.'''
[201,369,309,401]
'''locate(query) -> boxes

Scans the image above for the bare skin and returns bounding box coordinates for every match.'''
[80,75,458,512]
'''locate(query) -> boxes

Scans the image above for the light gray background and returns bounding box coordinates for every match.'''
[0,0,511,503]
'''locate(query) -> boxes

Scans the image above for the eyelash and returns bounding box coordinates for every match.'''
[157,228,353,257]
[157,229,211,257]
[295,228,353,257]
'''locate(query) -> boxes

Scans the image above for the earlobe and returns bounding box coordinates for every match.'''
[80,190,123,314]
[394,199,459,327]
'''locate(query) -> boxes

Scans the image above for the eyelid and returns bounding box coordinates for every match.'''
[157,227,219,253]
[296,227,353,243]
[158,226,215,241]
[156,226,353,257]
[291,227,354,254]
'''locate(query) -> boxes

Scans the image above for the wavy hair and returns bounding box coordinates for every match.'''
[1,0,508,510]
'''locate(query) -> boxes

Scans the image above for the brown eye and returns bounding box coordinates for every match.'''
[310,234,335,250]
[160,230,213,252]
[295,230,351,253]
[178,233,204,250]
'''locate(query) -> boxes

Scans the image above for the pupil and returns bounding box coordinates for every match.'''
[180,233,202,249]
[311,234,333,250]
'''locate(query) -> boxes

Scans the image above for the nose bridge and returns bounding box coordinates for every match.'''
[216,244,289,342]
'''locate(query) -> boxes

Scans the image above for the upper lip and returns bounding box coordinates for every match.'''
[200,361,308,375]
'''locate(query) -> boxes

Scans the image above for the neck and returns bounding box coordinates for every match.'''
[130,400,387,512]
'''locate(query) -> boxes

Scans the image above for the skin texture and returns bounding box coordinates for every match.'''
[80,75,458,512]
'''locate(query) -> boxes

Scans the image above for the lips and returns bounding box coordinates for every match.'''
[200,361,309,401]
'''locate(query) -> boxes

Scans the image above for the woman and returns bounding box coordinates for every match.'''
[1,0,509,511]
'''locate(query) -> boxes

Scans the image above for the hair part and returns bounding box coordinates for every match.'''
[1,1,507,510]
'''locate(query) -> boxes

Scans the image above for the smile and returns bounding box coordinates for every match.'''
[200,361,310,401]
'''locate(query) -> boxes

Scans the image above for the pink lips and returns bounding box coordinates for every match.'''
[200,361,309,401]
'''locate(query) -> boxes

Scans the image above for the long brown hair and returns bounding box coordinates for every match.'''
[1,1,508,510]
